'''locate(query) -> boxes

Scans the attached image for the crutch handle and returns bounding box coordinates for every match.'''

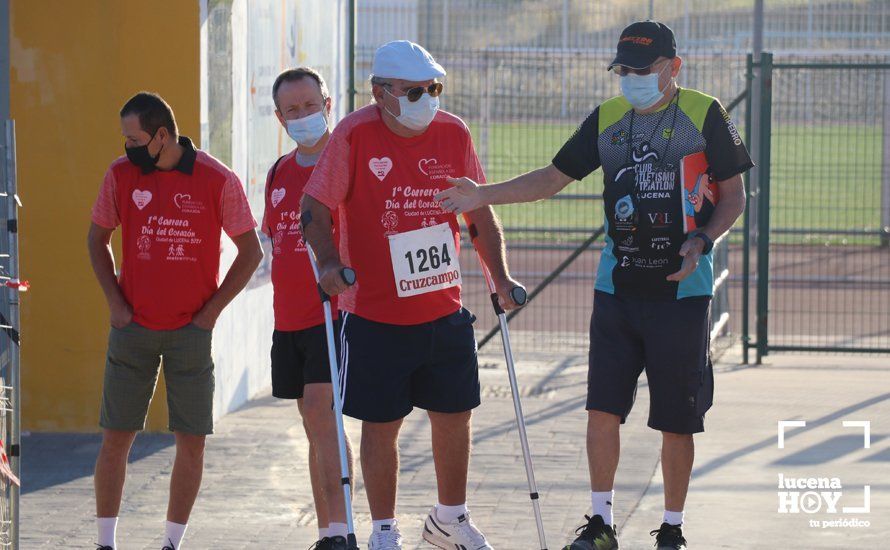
[490,285,527,315]
[511,286,528,306]
[340,267,357,286]
[317,267,357,303]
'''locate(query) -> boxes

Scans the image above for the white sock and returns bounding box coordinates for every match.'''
[97,517,118,548]
[436,502,469,524]
[591,490,615,526]
[164,521,188,549]
[372,518,397,533]
[318,527,329,540]
[328,522,348,538]
[663,510,684,526]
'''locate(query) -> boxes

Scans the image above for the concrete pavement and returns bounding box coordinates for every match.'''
[22,346,890,549]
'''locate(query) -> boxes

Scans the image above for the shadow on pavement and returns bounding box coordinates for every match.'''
[693,391,890,478]
[771,434,888,465]
[22,432,175,494]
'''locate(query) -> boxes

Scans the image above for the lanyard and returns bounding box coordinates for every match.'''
[624,88,682,226]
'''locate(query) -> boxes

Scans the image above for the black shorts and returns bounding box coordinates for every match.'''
[339,308,481,423]
[587,290,714,434]
[271,322,339,399]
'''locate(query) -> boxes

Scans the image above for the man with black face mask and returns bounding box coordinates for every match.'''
[87,92,262,550]
[436,21,753,550]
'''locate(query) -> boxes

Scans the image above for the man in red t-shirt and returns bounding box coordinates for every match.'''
[87,92,262,550]
[302,41,521,550]
[261,67,354,550]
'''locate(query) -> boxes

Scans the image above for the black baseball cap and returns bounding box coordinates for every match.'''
[608,21,677,71]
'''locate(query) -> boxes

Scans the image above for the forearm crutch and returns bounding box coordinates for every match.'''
[469,228,549,550]
[306,244,359,550]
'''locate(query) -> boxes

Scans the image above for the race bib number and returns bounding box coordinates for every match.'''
[388,223,462,298]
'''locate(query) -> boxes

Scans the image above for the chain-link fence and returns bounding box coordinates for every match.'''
[353,0,889,354]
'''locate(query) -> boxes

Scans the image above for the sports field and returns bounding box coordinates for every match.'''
[458,119,889,355]
[467,122,885,246]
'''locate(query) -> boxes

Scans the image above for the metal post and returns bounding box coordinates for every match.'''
[882,70,890,247]
[0,0,8,123]
[560,0,569,118]
[2,120,19,550]
[480,52,491,172]
[442,0,449,49]
[347,0,357,113]
[750,0,764,242]
[752,0,764,58]
[742,53,753,364]
[755,53,773,364]
[682,0,690,45]
[804,0,814,124]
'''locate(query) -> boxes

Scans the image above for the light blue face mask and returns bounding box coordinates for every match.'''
[384,88,439,131]
[286,111,329,147]
[619,62,672,110]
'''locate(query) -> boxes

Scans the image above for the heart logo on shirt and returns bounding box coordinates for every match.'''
[418,158,438,176]
[173,193,191,209]
[132,189,153,210]
[271,188,286,208]
[369,157,393,181]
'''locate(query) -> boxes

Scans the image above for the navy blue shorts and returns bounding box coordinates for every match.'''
[270,321,339,400]
[587,290,714,434]
[339,308,481,423]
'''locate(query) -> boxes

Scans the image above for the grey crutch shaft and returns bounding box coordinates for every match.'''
[306,247,360,549]
[473,249,549,550]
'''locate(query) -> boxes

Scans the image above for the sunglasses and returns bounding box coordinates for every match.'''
[615,60,670,77]
[386,82,444,102]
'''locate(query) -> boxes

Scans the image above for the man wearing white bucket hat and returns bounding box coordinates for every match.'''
[302,40,520,550]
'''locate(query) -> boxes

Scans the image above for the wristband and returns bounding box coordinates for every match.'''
[692,231,714,254]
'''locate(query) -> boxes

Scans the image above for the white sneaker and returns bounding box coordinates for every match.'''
[421,506,494,550]
[368,523,403,550]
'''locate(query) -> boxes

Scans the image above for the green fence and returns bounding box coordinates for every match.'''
[743,53,890,361]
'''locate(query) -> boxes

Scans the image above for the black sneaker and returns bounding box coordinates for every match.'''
[650,523,687,549]
[562,514,619,550]
[309,538,333,550]
[310,536,352,550]
[162,539,176,550]
[96,546,114,550]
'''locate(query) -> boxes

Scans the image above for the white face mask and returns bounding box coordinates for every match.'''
[285,110,328,147]
[619,62,672,110]
[384,88,439,131]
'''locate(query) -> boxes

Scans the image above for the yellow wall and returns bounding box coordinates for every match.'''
[10,1,200,431]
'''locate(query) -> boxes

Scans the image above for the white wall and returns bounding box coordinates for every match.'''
[200,0,350,420]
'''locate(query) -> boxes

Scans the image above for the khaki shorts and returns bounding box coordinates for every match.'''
[100,321,215,435]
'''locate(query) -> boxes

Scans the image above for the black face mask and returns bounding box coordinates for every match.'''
[125,130,162,172]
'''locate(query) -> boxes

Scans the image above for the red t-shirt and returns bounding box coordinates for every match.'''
[303,105,486,326]
[261,149,338,331]
[91,138,257,330]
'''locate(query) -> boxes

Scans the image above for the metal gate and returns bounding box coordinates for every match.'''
[743,53,890,362]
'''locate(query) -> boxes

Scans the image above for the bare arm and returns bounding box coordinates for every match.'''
[87,223,132,328]
[300,194,349,296]
[667,174,746,282]
[192,229,263,329]
[699,174,746,243]
[462,207,523,310]
[437,164,575,214]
